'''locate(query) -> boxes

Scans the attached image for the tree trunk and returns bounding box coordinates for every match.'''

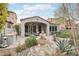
[70,20,79,55]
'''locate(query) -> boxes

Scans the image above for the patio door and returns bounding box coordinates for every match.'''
[32,25,36,34]
[29,24,36,35]
[38,25,41,33]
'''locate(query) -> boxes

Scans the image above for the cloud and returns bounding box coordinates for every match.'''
[14,4,54,22]
[23,4,53,11]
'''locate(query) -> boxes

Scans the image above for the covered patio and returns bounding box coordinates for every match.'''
[25,22,47,36]
[20,16,49,37]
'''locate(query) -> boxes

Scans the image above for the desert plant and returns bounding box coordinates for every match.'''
[14,25,20,35]
[16,44,27,52]
[16,46,23,52]
[25,35,37,48]
[55,39,77,55]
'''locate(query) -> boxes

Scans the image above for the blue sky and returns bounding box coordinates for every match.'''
[8,3,61,22]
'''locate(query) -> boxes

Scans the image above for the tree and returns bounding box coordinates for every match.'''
[0,3,8,32]
[15,24,20,35]
[54,3,79,55]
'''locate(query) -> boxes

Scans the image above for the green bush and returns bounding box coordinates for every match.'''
[25,35,37,48]
[51,31,57,35]
[56,30,70,38]
[14,25,20,35]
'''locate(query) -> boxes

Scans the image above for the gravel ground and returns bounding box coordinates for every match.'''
[0,35,58,56]
[16,35,58,56]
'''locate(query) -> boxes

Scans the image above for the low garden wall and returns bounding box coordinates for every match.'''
[0,48,16,56]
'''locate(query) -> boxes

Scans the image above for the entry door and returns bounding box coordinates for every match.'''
[39,25,41,33]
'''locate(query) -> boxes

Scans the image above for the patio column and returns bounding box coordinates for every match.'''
[36,24,39,35]
[21,23,25,37]
[57,25,59,32]
[46,23,49,36]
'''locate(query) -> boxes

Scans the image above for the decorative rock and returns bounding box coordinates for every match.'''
[37,32,47,46]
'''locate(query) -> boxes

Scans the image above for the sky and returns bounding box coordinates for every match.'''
[8,3,61,23]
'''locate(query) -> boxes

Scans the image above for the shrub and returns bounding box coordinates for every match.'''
[16,46,22,52]
[25,35,37,48]
[14,25,20,35]
[50,31,56,35]
[16,44,26,52]
[56,30,70,38]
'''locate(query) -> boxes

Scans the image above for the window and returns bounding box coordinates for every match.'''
[49,25,57,32]
[50,26,51,31]
[7,23,11,28]
[52,26,54,31]
[66,26,71,30]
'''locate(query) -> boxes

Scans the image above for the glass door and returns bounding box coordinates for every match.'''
[38,25,41,33]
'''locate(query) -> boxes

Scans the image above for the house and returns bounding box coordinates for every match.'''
[20,16,50,37]
[20,16,76,37]
[47,18,66,31]
[20,16,62,37]
[47,18,76,31]
[0,11,17,46]
[4,11,17,34]
[47,18,60,35]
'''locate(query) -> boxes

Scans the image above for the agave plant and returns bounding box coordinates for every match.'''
[55,39,77,56]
